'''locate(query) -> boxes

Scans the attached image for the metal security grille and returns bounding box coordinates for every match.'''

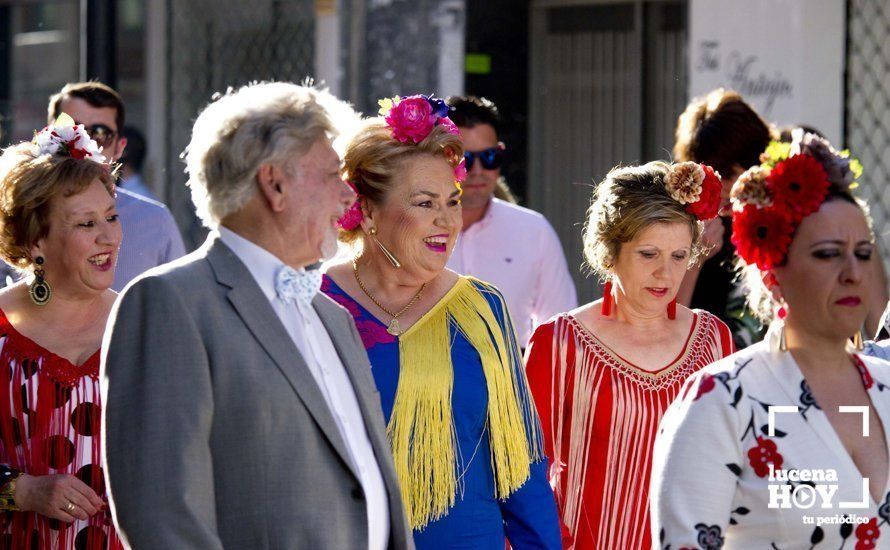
[166,0,315,247]
[846,0,890,270]
[355,0,442,115]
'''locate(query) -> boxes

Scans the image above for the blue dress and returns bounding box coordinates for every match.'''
[322,275,561,549]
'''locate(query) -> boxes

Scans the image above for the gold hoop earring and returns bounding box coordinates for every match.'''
[29,256,51,306]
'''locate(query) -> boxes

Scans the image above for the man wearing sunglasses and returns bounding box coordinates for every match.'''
[48,82,186,291]
[445,96,576,347]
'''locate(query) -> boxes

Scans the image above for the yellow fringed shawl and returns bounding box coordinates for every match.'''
[388,276,543,530]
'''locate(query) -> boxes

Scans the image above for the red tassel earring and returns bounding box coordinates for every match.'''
[777,302,789,351]
[667,298,677,320]
[601,281,614,316]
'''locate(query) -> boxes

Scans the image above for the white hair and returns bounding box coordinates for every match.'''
[184,81,359,227]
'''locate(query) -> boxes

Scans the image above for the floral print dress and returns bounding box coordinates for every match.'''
[651,327,890,549]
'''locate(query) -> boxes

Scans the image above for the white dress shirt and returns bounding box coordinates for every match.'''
[219,227,389,550]
[447,198,578,345]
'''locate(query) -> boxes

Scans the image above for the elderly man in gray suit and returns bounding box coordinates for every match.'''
[101,82,412,549]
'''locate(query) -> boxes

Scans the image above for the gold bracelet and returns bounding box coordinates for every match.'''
[0,472,23,511]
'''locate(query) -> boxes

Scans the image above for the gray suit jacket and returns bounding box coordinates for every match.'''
[101,235,412,549]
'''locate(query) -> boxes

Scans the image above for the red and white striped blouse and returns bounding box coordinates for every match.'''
[526,310,734,549]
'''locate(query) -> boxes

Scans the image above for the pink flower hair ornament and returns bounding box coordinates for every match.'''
[378,94,452,143]
[377,95,467,177]
[378,93,465,184]
[337,180,364,231]
[453,157,467,183]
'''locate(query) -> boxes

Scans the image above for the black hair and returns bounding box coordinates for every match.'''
[120,125,146,171]
[445,96,501,135]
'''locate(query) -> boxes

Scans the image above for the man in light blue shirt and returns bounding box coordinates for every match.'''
[48,82,185,290]
[111,189,185,289]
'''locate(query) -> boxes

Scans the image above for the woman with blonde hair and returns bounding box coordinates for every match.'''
[525,160,734,549]
[321,95,560,549]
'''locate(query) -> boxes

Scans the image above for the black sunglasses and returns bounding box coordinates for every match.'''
[463,146,504,170]
[81,124,118,147]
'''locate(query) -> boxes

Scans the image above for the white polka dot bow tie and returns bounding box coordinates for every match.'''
[275,266,322,309]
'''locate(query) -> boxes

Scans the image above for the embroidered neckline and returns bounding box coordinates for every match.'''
[0,308,99,386]
[564,312,708,390]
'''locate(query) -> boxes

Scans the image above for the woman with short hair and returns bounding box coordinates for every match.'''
[525,161,734,549]
[0,118,123,548]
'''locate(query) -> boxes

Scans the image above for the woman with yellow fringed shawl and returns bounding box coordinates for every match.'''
[322,95,561,549]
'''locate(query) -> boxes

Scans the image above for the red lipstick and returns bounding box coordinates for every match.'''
[835,296,862,306]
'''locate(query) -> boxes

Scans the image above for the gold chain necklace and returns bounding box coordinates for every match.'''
[352,261,427,336]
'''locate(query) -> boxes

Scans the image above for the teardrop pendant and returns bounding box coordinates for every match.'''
[387,318,402,336]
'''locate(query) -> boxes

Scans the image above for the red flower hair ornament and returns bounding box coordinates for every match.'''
[663,161,722,221]
[730,133,858,270]
[767,154,829,222]
[730,204,794,270]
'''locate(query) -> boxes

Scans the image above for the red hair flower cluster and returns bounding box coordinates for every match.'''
[664,161,721,221]
[685,164,722,221]
[731,204,794,270]
[378,95,464,186]
[730,138,844,270]
[767,154,829,222]
[384,96,435,143]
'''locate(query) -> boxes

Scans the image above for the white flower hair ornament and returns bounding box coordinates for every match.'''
[33,113,106,164]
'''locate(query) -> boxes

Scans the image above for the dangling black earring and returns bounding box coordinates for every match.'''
[29,256,51,306]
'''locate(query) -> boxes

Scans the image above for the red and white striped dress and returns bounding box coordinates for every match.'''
[525,311,733,549]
